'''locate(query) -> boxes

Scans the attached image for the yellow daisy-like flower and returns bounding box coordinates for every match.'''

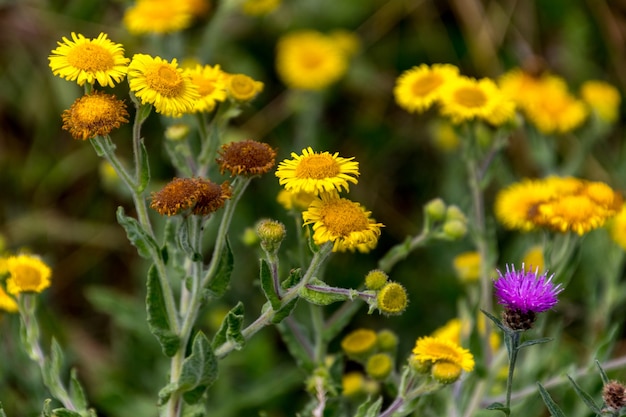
[241,0,280,16]
[185,64,228,113]
[393,64,460,113]
[6,254,52,295]
[62,91,129,140]
[128,54,200,117]
[302,193,383,252]
[329,30,361,58]
[609,204,626,251]
[498,68,544,109]
[49,32,130,88]
[225,73,264,102]
[123,0,193,35]
[412,336,475,372]
[0,286,18,313]
[276,30,349,91]
[452,251,481,283]
[276,189,316,212]
[275,147,359,195]
[438,76,516,126]
[580,80,621,124]
[376,282,408,315]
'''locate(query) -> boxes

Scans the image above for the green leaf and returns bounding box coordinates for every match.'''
[595,360,610,385]
[518,338,553,350]
[480,309,509,334]
[69,368,88,411]
[179,331,218,404]
[116,206,158,259]
[271,298,298,324]
[177,218,203,262]
[212,302,245,351]
[42,399,53,417]
[567,375,602,414]
[136,138,150,193]
[298,279,351,306]
[260,259,281,311]
[354,396,382,417]
[537,382,567,417]
[43,338,64,389]
[276,319,314,371]
[486,402,510,415]
[146,265,180,357]
[281,268,303,289]
[51,409,83,417]
[205,238,233,298]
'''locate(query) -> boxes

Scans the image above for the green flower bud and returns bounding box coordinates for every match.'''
[365,353,393,381]
[431,361,462,384]
[364,269,388,290]
[442,219,467,240]
[445,205,467,223]
[376,282,408,316]
[424,198,447,222]
[165,123,190,141]
[256,219,286,254]
[376,329,399,352]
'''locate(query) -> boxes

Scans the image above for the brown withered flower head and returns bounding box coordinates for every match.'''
[603,380,626,411]
[216,139,277,176]
[150,177,231,216]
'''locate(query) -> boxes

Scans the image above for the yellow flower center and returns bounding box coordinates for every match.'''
[12,264,42,288]
[193,75,216,96]
[411,74,443,96]
[295,154,341,179]
[228,74,258,100]
[377,283,408,314]
[320,199,369,235]
[146,63,185,97]
[454,86,487,108]
[301,51,324,69]
[74,95,118,123]
[66,43,115,71]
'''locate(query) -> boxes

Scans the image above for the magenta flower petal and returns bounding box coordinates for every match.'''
[494,264,563,313]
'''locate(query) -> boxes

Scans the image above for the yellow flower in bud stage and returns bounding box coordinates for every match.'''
[165,124,190,141]
[610,205,626,251]
[256,219,286,253]
[364,270,388,290]
[376,329,398,352]
[241,0,280,16]
[49,32,130,87]
[341,328,377,359]
[412,336,475,372]
[376,282,408,315]
[276,30,349,91]
[216,140,277,177]
[185,64,228,113]
[302,192,383,253]
[128,54,200,117]
[0,286,18,313]
[429,120,460,152]
[452,251,481,283]
[431,361,462,384]
[225,73,264,102]
[123,0,193,35]
[6,254,52,295]
[62,92,129,140]
[276,189,316,212]
[580,80,621,124]
[394,64,460,113]
[366,353,393,380]
[341,372,365,397]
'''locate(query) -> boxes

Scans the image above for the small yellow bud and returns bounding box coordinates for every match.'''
[365,353,393,381]
[376,329,399,352]
[445,205,467,223]
[376,282,408,316]
[442,220,467,240]
[364,269,388,290]
[452,251,481,283]
[341,372,365,397]
[424,198,447,222]
[408,355,430,374]
[165,123,190,141]
[241,227,259,246]
[431,361,462,384]
[255,219,286,254]
[341,329,378,361]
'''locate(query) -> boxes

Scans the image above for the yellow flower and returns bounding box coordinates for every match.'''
[241,0,280,15]
[393,64,459,113]
[364,269,388,290]
[498,68,544,109]
[276,30,349,90]
[341,372,365,397]
[580,80,621,124]
[302,192,383,253]
[150,177,231,216]
[609,204,626,251]
[376,282,408,315]
[123,0,193,35]
[329,30,361,58]
[438,76,516,125]
[431,318,462,345]
[275,147,359,195]
[452,251,481,283]
[429,120,460,152]
[341,328,378,358]
[365,353,393,380]
[522,245,545,273]
[412,336,475,372]
[431,361,462,384]
[6,254,52,295]
[185,64,228,113]
[61,92,129,140]
[128,54,200,117]
[276,189,316,211]
[49,32,129,87]
[0,286,18,313]
[216,140,276,176]
[431,317,500,353]
[225,73,264,102]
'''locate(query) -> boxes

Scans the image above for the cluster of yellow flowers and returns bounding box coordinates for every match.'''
[0,254,53,313]
[48,32,264,139]
[494,176,622,235]
[275,147,383,253]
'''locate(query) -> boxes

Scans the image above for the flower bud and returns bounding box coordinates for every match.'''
[424,198,447,222]
[256,219,286,254]
[365,353,393,381]
[376,329,399,352]
[341,329,378,362]
[364,269,388,290]
[376,282,408,316]
[442,219,467,240]
[165,123,190,141]
[445,205,467,223]
[431,361,462,384]
[603,380,626,411]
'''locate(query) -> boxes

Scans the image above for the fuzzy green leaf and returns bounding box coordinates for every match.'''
[271,298,298,324]
[354,396,383,417]
[42,338,64,389]
[212,302,245,350]
[276,319,314,371]
[69,368,88,411]
[299,279,351,306]
[205,239,233,298]
[518,338,552,350]
[486,402,510,415]
[567,375,602,413]
[116,206,158,259]
[42,399,53,417]
[537,383,567,417]
[281,268,303,290]
[179,331,218,404]
[146,265,180,357]
[260,259,281,310]
[136,138,150,193]
[177,219,202,262]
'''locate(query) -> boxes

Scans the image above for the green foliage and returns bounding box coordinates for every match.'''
[146,265,180,357]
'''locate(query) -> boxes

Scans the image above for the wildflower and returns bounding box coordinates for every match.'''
[438,76,516,126]
[452,251,481,283]
[341,372,365,397]
[580,80,621,124]
[276,189,316,211]
[256,219,286,254]
[341,329,377,359]
[276,30,349,90]
[185,64,228,113]
[241,0,281,16]
[6,254,52,295]
[431,361,462,384]
[522,245,545,273]
[61,92,129,140]
[150,177,230,216]
[602,380,626,411]
[432,317,500,353]
[498,68,545,109]
[494,264,562,330]
[429,120,460,152]
[412,336,475,372]
[216,140,276,176]
[329,30,360,58]
[275,147,359,195]
[0,287,18,313]
[609,205,626,251]
[442,220,467,240]
[365,353,393,380]
[165,124,190,141]
[127,54,200,117]
[393,64,460,113]
[49,32,130,87]
[424,198,447,222]
[225,74,264,102]
[123,0,193,35]
[364,269,388,290]
[376,329,399,352]
[376,282,408,315]
[302,193,383,253]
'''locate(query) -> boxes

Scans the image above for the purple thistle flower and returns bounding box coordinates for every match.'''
[494,264,563,313]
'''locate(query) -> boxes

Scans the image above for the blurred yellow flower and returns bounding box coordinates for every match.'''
[124,0,194,35]
[341,328,377,358]
[431,361,462,384]
[452,251,481,283]
[276,189,316,211]
[49,32,130,87]
[225,74,264,102]
[393,63,459,113]
[276,30,349,90]
[185,64,228,113]
[609,204,626,251]
[522,245,545,273]
[62,92,129,140]
[241,0,280,15]
[6,254,52,295]
[412,336,475,372]
[580,80,621,124]
[329,30,361,58]
[341,372,365,397]
[128,54,200,117]
[429,120,460,152]
[0,286,17,313]
[365,353,393,380]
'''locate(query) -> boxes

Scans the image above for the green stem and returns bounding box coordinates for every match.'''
[377,231,430,273]
[504,331,521,413]
[310,304,325,364]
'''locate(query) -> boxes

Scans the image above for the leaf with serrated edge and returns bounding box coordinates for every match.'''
[116,206,158,259]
